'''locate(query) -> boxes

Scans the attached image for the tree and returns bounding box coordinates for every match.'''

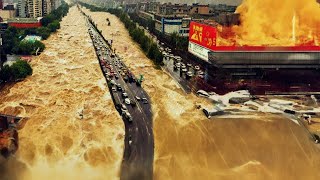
[33,40,45,52]
[41,14,54,26]
[10,60,32,80]
[140,35,150,52]
[36,27,51,39]
[48,20,60,32]
[0,65,12,82]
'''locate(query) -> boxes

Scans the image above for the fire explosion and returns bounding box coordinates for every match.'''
[217,0,320,46]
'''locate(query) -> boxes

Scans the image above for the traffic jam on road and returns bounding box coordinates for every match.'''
[157,44,207,93]
[86,21,154,178]
[88,27,150,122]
[161,46,205,80]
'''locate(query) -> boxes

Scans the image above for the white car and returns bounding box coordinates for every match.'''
[196,90,210,97]
[124,98,131,105]
[122,92,128,98]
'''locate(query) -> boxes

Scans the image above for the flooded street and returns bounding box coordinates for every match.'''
[84,8,320,180]
[0,7,124,180]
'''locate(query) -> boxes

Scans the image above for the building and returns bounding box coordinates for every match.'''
[7,18,42,28]
[3,4,15,10]
[33,0,43,18]
[52,0,61,10]
[189,3,210,15]
[209,47,320,70]
[42,0,52,16]
[0,9,16,21]
[211,4,237,14]
[188,20,320,70]
[18,0,28,17]
[154,15,191,37]
[215,13,240,26]
[124,3,138,13]
[17,0,61,18]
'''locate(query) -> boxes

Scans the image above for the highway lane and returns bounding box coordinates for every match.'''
[81,9,154,180]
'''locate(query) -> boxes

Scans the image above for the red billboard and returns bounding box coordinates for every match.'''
[9,22,42,28]
[189,21,217,50]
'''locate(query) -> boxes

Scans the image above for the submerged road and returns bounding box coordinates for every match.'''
[79,7,154,180]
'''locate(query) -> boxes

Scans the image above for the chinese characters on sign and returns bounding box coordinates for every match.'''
[189,21,217,51]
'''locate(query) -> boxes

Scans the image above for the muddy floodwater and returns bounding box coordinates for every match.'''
[0,7,124,180]
[84,8,320,180]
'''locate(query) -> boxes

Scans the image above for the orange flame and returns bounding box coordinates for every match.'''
[218,0,320,46]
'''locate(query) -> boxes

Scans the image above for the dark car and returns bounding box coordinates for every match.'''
[124,76,129,82]
[130,99,136,107]
[142,98,148,104]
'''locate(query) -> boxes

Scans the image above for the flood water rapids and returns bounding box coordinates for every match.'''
[0,7,124,180]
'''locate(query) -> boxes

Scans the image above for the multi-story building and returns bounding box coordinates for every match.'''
[18,0,61,18]
[189,3,210,15]
[0,9,17,21]
[33,0,43,18]
[154,14,191,37]
[42,0,52,16]
[52,0,61,10]
[26,0,34,17]
[18,0,27,17]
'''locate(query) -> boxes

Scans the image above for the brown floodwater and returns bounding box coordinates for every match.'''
[83,8,320,180]
[0,7,124,180]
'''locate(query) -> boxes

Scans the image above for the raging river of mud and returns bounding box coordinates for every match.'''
[0,7,124,180]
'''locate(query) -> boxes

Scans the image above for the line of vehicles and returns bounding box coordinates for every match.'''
[160,47,205,79]
[88,25,148,124]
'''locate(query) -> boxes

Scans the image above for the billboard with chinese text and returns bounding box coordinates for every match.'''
[189,21,217,51]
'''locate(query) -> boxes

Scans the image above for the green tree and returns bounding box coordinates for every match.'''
[140,35,150,52]
[10,60,32,80]
[33,40,45,52]
[36,27,51,39]
[0,65,12,82]
[48,20,60,32]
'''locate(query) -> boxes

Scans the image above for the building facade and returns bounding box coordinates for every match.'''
[0,9,16,21]
[154,15,191,37]
[18,0,27,18]
[18,0,61,18]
